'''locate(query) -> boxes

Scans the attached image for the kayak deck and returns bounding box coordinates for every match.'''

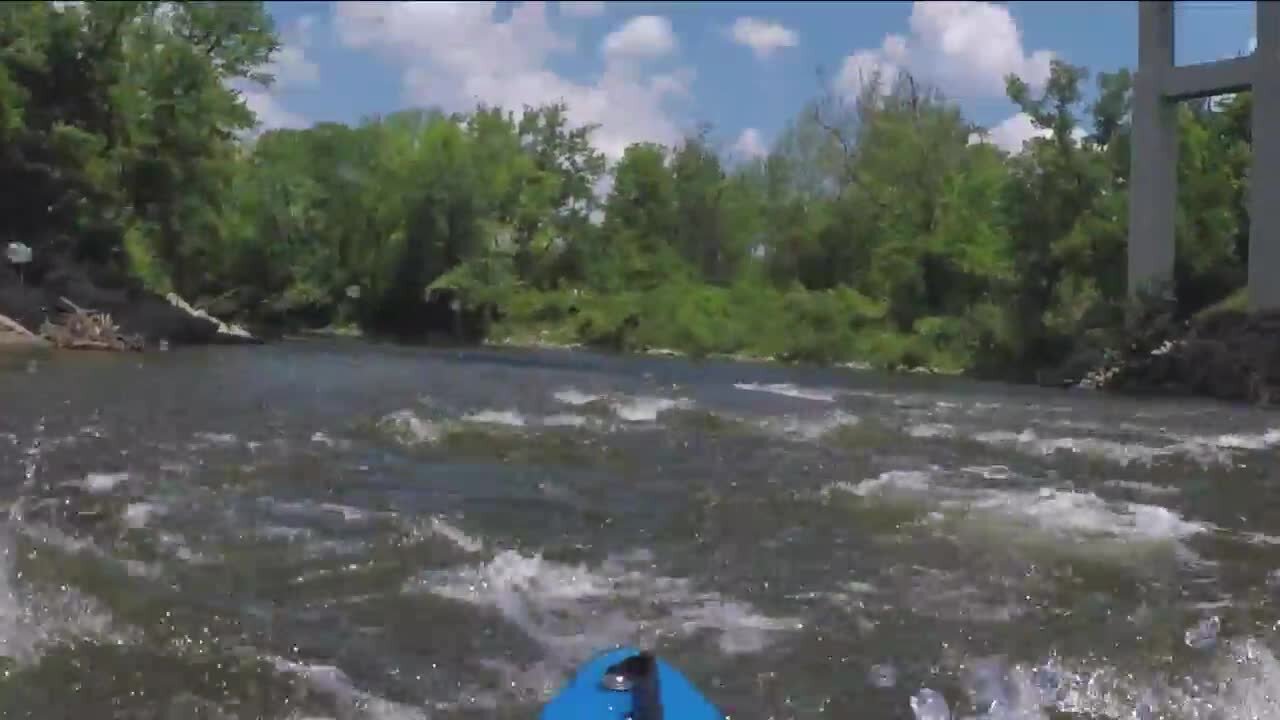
[540,647,723,720]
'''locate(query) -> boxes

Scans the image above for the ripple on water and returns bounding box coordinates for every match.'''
[8,344,1280,720]
[266,656,429,720]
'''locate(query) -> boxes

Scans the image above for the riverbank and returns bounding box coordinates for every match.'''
[7,262,1275,410]
[485,286,975,373]
[1096,305,1280,407]
[484,287,1280,408]
[0,263,258,351]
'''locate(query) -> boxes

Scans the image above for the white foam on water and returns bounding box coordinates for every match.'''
[972,429,1235,468]
[552,388,603,406]
[610,396,692,423]
[832,470,936,499]
[83,472,129,494]
[427,517,485,554]
[267,657,429,720]
[949,488,1206,547]
[310,431,350,449]
[827,469,1207,561]
[733,382,837,402]
[122,502,159,529]
[155,531,216,565]
[192,432,238,447]
[962,656,1053,719]
[378,410,442,446]
[961,465,1012,480]
[767,410,861,441]
[910,688,950,719]
[843,389,896,400]
[907,423,957,439]
[407,548,799,661]
[316,503,371,522]
[1195,428,1280,451]
[1103,479,1181,497]
[463,409,528,428]
[940,638,1280,720]
[541,413,589,428]
[1201,637,1280,719]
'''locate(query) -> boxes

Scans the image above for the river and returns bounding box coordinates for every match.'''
[1,339,1278,719]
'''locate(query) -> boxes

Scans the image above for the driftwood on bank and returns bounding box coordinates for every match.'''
[37,296,144,351]
[0,312,42,342]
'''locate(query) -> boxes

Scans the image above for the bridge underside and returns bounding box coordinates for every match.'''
[1130,1,1280,312]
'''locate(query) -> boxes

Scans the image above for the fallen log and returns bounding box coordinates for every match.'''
[38,296,144,351]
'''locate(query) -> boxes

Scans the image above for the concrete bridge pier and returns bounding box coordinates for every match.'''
[1129,0,1280,312]
[1251,1,1280,311]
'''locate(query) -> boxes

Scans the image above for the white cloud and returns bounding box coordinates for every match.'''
[834,1,1053,100]
[234,14,318,131]
[333,3,692,160]
[729,17,799,59]
[972,111,1088,154]
[265,15,320,90]
[560,1,605,18]
[239,90,310,131]
[976,112,1046,153]
[836,38,908,97]
[602,15,677,60]
[732,128,768,159]
[1248,35,1258,53]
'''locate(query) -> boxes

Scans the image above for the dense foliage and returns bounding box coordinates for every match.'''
[0,2,1255,376]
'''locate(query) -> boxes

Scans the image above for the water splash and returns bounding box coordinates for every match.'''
[911,688,951,720]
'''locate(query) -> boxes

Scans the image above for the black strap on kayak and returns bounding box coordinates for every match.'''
[604,652,664,720]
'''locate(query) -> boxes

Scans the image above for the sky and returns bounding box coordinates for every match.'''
[246,1,1260,160]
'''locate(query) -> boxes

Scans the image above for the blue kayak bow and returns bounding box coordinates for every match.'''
[540,647,723,720]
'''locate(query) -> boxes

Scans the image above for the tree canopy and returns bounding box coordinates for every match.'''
[0,2,1256,375]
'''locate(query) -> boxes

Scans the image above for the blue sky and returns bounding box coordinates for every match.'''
[249,1,1259,158]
